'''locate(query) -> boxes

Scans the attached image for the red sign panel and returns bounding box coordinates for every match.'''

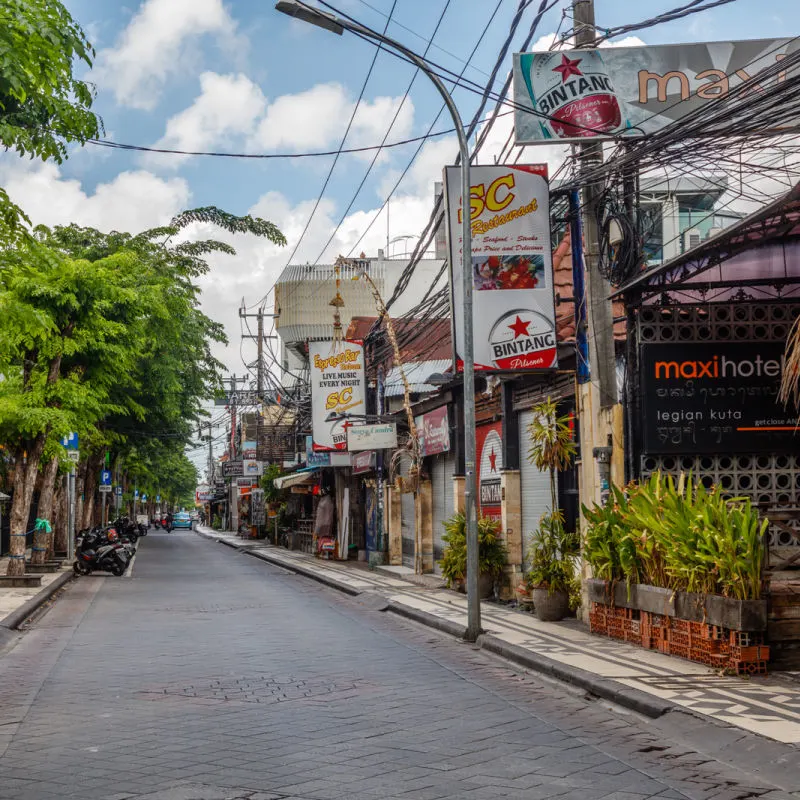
[476,423,503,520]
[416,406,450,457]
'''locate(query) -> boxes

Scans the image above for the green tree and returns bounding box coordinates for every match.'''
[0,0,102,245]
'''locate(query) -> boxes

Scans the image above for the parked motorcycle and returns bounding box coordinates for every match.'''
[73,527,131,576]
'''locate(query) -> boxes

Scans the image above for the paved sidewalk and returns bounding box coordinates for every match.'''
[0,557,73,622]
[197,526,800,746]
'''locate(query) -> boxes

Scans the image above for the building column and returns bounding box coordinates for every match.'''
[388,486,402,566]
[500,469,523,599]
[416,477,434,573]
[452,475,465,514]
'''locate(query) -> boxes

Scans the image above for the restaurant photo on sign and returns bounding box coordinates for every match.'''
[445,164,557,372]
[513,38,800,143]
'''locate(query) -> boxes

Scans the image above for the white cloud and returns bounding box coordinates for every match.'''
[148,72,267,168]
[93,0,241,110]
[0,161,190,232]
[250,82,414,153]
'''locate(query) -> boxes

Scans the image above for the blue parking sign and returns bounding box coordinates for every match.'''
[134,489,139,499]
[100,470,112,486]
[61,432,79,450]
[115,486,122,496]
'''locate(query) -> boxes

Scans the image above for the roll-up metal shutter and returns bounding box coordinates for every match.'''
[401,491,416,568]
[430,452,455,572]
[518,409,553,556]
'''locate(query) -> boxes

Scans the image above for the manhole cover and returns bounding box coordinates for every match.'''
[140,675,367,705]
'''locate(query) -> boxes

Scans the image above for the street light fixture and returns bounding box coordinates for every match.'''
[275,0,481,641]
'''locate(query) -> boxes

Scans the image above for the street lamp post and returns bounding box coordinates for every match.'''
[275,0,481,640]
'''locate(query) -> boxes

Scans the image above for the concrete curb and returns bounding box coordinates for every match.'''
[385,600,468,640]
[478,634,673,719]
[0,571,75,631]
[244,549,362,597]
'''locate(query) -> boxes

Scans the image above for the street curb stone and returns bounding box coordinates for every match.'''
[243,549,362,596]
[0,570,74,631]
[478,633,673,719]
[385,600,468,639]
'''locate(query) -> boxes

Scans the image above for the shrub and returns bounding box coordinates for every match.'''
[439,512,507,588]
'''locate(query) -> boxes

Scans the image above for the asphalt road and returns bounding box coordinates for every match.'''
[0,531,795,800]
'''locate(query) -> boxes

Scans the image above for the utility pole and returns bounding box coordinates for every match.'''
[573,0,619,514]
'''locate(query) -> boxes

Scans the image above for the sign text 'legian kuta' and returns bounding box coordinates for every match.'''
[309,340,365,452]
[445,164,557,372]
[513,38,800,143]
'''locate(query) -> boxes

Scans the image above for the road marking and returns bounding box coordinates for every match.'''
[124,550,137,578]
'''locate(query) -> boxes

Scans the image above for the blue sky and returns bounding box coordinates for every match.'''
[2,0,796,381]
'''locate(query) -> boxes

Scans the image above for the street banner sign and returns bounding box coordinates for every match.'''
[352,450,376,475]
[99,485,112,494]
[445,164,556,372]
[61,432,79,450]
[309,340,365,452]
[214,389,260,407]
[243,459,263,477]
[347,423,397,452]
[100,470,112,486]
[513,38,800,144]
[416,407,450,457]
[222,461,243,478]
[251,489,266,525]
[640,341,799,454]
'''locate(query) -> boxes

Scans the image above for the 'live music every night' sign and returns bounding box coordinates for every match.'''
[640,342,799,454]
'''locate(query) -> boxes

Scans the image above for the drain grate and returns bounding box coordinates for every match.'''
[140,675,367,705]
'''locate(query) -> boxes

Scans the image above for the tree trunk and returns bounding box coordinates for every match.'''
[81,453,101,530]
[75,459,86,534]
[53,475,68,556]
[6,439,46,576]
[32,456,59,565]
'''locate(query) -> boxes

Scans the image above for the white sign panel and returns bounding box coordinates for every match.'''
[309,340,366,451]
[445,165,557,372]
[242,459,263,477]
[347,423,397,452]
[513,38,800,144]
[98,484,112,494]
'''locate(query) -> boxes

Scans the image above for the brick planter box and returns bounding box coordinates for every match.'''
[586,578,769,674]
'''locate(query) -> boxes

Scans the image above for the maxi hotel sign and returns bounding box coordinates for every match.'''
[640,342,799,454]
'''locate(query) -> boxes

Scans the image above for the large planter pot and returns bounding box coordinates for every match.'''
[586,579,675,616]
[533,587,569,621]
[453,573,496,598]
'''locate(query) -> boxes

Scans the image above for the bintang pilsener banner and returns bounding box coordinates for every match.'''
[445,164,557,372]
[309,340,365,452]
[513,38,800,143]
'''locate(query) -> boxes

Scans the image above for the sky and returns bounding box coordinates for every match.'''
[3,0,796,472]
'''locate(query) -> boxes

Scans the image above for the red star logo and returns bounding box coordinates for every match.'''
[508,315,531,339]
[552,53,583,83]
[489,449,497,472]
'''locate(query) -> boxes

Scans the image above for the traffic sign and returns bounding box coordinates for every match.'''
[115,486,123,496]
[156,494,161,503]
[134,489,139,499]
[61,432,79,450]
[100,470,112,486]
[98,485,112,494]
[67,450,80,463]
[142,494,147,502]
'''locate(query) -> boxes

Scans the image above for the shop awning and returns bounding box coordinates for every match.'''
[273,469,319,490]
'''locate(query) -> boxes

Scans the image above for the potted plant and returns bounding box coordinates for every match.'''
[439,512,507,598]
[526,399,578,621]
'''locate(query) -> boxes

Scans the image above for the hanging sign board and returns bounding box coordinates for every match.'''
[222,461,244,478]
[477,424,503,520]
[306,435,331,467]
[347,423,397,451]
[513,38,800,144]
[445,164,556,372]
[416,406,450,457]
[352,451,376,475]
[242,459,263,477]
[309,340,365,451]
[640,342,799,454]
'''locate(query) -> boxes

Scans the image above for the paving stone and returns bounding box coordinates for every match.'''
[0,531,796,800]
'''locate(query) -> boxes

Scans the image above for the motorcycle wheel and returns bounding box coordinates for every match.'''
[73,560,92,576]
[128,533,138,544]
[110,560,126,577]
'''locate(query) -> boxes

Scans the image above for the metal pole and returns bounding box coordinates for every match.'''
[275,1,480,640]
[67,468,75,562]
[101,490,106,527]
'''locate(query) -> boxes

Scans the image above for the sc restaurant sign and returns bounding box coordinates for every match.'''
[445,164,557,373]
[513,38,800,143]
[309,340,365,451]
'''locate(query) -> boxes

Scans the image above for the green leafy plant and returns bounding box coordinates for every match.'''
[439,512,507,588]
[582,472,768,601]
[528,509,579,597]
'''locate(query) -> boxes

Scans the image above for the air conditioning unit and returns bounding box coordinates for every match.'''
[683,227,701,251]
[707,226,723,240]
